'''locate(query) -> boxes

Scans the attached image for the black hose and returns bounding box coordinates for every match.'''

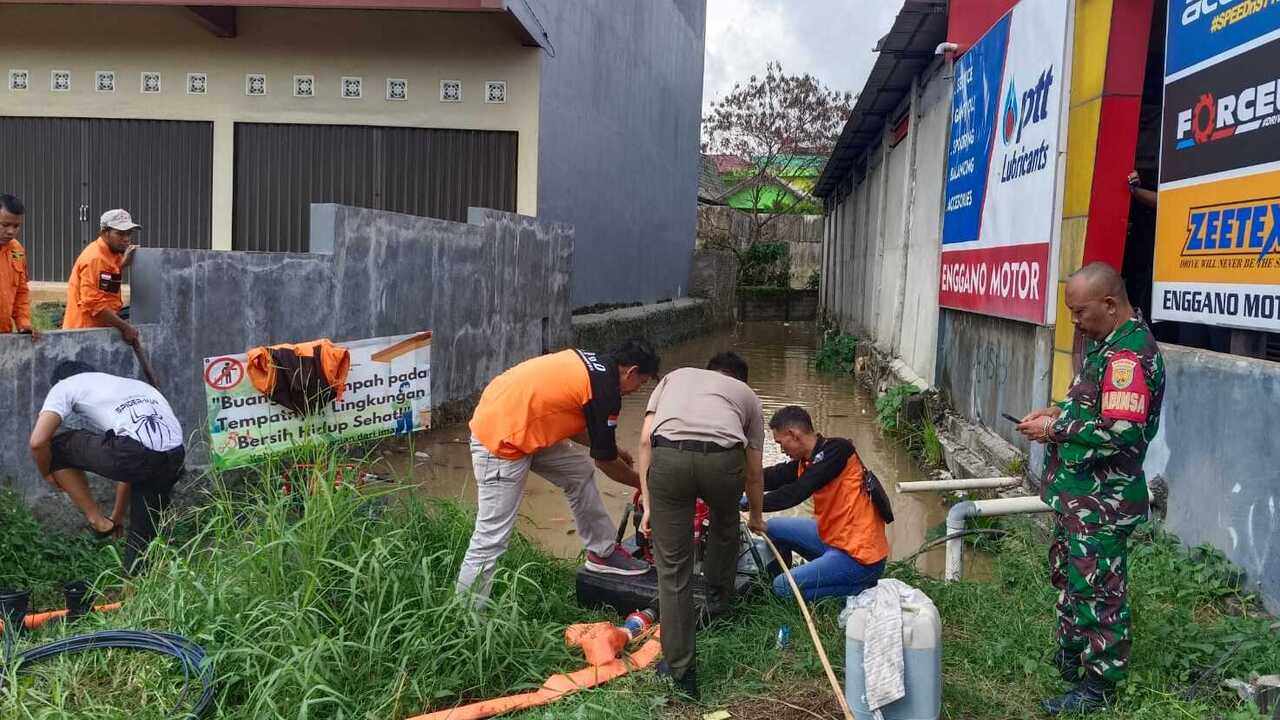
[899,528,1010,565]
[0,630,215,719]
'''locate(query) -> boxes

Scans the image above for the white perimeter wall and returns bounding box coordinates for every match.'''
[821,62,949,384]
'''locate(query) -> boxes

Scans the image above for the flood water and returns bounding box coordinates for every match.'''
[378,322,982,578]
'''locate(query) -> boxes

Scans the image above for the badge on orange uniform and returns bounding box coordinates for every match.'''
[1100,351,1149,423]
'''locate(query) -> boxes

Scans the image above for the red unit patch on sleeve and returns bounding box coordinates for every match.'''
[1100,351,1149,423]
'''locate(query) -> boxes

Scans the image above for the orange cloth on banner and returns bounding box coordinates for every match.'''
[246,339,351,414]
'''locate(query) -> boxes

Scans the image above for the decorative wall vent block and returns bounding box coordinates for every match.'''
[245,73,267,96]
[141,72,161,94]
[386,78,408,101]
[95,71,116,93]
[485,81,506,104]
[294,75,315,98]
[440,79,462,103]
[187,73,208,95]
[8,69,29,91]
[341,76,362,99]
[51,70,71,92]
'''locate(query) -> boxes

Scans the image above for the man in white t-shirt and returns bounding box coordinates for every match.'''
[29,361,185,573]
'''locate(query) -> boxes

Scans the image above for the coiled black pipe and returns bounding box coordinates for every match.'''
[1,630,215,719]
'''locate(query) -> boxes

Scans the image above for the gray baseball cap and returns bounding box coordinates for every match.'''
[100,209,141,231]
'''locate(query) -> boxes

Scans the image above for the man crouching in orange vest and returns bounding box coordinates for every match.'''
[748,405,893,601]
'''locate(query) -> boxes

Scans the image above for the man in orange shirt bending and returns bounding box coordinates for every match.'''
[456,338,661,602]
[63,209,140,344]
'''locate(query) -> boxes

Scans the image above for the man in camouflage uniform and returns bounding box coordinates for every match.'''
[1018,262,1165,715]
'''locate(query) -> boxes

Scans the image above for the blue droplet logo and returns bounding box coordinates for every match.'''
[1002,79,1018,146]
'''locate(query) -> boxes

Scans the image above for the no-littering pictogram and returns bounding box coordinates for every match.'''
[206,357,245,391]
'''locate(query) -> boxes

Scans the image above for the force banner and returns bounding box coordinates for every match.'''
[203,332,432,471]
[1154,2,1280,330]
[939,0,1069,324]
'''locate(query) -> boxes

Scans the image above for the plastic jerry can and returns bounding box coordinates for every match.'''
[844,589,942,720]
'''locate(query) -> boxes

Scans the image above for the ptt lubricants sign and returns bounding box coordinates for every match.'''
[1154,0,1280,330]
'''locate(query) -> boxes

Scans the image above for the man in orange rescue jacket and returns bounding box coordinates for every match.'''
[0,194,36,337]
[63,209,140,343]
[456,338,661,602]
[752,405,891,601]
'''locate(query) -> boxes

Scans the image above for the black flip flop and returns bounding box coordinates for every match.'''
[88,518,118,539]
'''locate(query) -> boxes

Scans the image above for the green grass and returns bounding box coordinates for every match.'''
[0,489,120,608]
[874,383,948,470]
[3,459,1277,720]
[875,383,921,434]
[897,522,1280,720]
[814,332,858,374]
[30,302,64,332]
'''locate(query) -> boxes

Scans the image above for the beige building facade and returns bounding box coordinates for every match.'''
[3,3,540,276]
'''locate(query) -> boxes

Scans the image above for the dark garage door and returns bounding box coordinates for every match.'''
[233,123,518,252]
[0,117,213,281]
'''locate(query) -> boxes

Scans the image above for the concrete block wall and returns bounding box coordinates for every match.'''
[687,249,739,323]
[934,310,1054,452]
[696,206,822,289]
[1144,344,1280,614]
[2,204,573,510]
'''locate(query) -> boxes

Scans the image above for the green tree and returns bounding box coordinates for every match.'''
[702,61,851,244]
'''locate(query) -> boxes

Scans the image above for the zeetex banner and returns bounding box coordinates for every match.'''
[203,332,432,471]
[939,0,1069,324]
[1154,1,1280,330]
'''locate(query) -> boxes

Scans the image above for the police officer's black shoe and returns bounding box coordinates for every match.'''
[1040,676,1115,715]
[1052,648,1083,684]
[655,659,700,701]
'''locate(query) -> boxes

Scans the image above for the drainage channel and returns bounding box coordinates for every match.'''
[382,321,990,579]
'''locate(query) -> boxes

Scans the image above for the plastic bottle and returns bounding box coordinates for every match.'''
[776,624,791,649]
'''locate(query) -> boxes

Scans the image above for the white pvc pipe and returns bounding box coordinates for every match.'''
[897,477,1021,493]
[945,496,1050,581]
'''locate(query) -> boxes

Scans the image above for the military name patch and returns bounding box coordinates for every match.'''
[1102,391,1146,415]
[1101,351,1149,423]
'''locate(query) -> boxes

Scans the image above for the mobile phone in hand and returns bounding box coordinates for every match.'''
[1001,412,1023,424]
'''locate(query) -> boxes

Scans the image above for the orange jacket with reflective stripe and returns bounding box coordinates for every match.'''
[0,239,31,333]
[800,450,890,566]
[63,239,124,329]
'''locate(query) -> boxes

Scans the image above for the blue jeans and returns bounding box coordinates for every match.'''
[766,517,885,601]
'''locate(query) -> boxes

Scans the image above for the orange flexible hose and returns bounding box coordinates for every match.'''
[0,602,123,633]
[406,624,663,720]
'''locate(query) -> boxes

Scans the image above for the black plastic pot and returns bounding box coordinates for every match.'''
[63,580,96,621]
[0,587,31,633]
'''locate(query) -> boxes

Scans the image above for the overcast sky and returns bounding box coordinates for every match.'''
[702,0,903,112]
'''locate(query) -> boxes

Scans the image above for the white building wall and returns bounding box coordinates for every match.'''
[820,62,951,385]
[1,5,541,250]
